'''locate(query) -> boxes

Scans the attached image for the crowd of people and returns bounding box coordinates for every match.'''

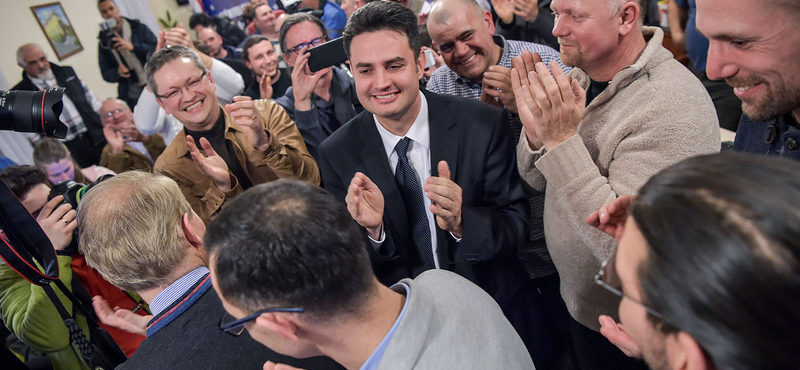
[1,0,799,369]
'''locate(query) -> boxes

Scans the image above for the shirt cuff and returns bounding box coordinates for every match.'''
[367,226,386,251]
[449,231,462,243]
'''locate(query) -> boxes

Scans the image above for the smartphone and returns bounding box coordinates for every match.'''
[307,37,348,72]
[424,49,436,69]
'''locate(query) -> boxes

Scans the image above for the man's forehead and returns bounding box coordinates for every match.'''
[102,99,127,112]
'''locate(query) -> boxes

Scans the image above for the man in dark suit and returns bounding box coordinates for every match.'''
[318,1,539,357]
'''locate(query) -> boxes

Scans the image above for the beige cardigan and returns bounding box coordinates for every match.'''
[517,27,720,331]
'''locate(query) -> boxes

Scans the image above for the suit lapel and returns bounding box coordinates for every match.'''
[356,114,412,247]
[424,90,459,267]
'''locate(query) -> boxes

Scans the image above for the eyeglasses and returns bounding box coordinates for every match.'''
[286,37,326,55]
[218,307,304,336]
[155,71,207,101]
[104,108,125,118]
[594,251,666,321]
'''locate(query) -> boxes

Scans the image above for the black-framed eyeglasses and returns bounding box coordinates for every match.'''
[286,37,326,55]
[155,71,207,101]
[594,251,666,321]
[219,307,304,336]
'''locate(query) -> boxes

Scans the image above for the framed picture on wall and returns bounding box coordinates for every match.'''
[30,2,83,61]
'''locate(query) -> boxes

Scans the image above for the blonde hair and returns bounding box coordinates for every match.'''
[32,138,87,183]
[78,171,193,291]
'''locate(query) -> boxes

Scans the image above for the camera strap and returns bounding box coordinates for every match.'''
[0,180,59,285]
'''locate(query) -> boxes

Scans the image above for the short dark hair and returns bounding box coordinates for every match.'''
[241,35,271,61]
[205,180,375,322]
[0,165,49,199]
[343,1,421,60]
[189,13,216,30]
[278,13,329,53]
[97,0,114,5]
[631,152,800,370]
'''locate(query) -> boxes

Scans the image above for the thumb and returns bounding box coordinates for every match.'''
[437,161,451,180]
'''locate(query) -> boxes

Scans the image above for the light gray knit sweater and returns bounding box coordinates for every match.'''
[517,27,720,331]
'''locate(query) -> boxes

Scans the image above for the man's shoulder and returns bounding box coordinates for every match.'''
[425,90,502,122]
[426,64,458,89]
[320,109,371,151]
[154,134,189,172]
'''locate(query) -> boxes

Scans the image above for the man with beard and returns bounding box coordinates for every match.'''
[197,28,241,60]
[13,43,106,168]
[587,152,800,370]
[511,0,719,369]
[696,0,800,159]
[241,35,292,100]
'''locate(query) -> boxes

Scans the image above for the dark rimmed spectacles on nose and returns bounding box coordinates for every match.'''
[286,37,326,55]
[594,251,666,321]
[219,307,304,336]
[155,71,207,101]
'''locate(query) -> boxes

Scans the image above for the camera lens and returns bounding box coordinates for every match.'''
[0,88,67,138]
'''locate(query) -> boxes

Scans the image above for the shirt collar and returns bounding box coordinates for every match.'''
[27,72,56,89]
[374,91,429,160]
[149,266,210,317]
[359,282,410,370]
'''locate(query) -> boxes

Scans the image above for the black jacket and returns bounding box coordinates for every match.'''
[97,17,157,104]
[12,63,104,146]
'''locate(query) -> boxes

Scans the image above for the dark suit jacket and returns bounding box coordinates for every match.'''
[318,90,530,309]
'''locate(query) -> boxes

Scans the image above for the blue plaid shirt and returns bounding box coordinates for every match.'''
[426,36,569,99]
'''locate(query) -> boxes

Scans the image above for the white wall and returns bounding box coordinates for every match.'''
[0,0,194,101]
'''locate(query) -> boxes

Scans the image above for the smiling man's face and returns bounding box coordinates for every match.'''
[153,58,218,131]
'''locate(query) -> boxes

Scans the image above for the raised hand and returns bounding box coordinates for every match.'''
[290,47,324,112]
[599,315,642,358]
[512,0,540,22]
[586,195,637,241]
[489,0,515,23]
[103,126,125,155]
[111,32,134,51]
[482,65,518,113]
[424,161,463,237]
[520,60,585,151]
[92,296,150,336]
[345,172,385,240]
[259,73,273,100]
[37,196,77,251]
[224,96,270,151]
[186,135,232,192]
[511,51,545,149]
[117,64,131,78]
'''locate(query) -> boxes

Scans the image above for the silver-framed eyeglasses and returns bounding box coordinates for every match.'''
[594,251,666,321]
[155,71,207,101]
[286,37,326,55]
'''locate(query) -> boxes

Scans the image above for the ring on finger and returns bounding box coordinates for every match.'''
[61,219,69,224]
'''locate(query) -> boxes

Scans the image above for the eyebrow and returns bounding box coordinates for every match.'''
[355,57,406,69]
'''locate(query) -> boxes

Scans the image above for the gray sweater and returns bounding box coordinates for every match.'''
[517,27,720,331]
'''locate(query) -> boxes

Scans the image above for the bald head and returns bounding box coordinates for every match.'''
[429,0,483,25]
[17,43,51,78]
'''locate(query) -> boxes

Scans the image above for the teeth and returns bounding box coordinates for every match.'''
[184,101,202,111]
[376,93,396,99]
[462,54,477,64]
[735,85,754,93]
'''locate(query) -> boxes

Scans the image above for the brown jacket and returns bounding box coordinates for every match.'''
[154,100,319,224]
[99,134,166,173]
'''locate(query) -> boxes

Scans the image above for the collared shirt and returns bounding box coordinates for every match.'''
[359,282,409,370]
[126,141,153,161]
[369,92,446,268]
[28,72,101,142]
[426,35,568,100]
[149,266,210,317]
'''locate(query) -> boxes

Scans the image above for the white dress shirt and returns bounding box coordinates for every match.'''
[370,91,442,268]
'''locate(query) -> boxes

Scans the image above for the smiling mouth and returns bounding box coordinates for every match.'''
[184,100,203,111]
[461,54,477,65]
[374,93,397,99]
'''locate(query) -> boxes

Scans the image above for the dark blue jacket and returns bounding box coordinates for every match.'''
[97,17,156,105]
[733,113,800,160]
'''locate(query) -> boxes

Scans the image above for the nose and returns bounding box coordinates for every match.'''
[552,14,568,38]
[705,41,737,81]
[374,69,391,90]
[453,41,470,58]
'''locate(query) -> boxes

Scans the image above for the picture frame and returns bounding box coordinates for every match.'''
[30,2,83,61]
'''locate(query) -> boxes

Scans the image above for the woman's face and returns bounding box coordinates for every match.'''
[45,158,75,184]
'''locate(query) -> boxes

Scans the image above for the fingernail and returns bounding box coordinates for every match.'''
[537,62,545,69]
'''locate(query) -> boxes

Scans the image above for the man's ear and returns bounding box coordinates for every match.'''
[255,313,300,341]
[483,10,496,35]
[618,2,640,36]
[182,212,204,249]
[666,331,710,370]
[155,94,169,114]
[416,50,426,80]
